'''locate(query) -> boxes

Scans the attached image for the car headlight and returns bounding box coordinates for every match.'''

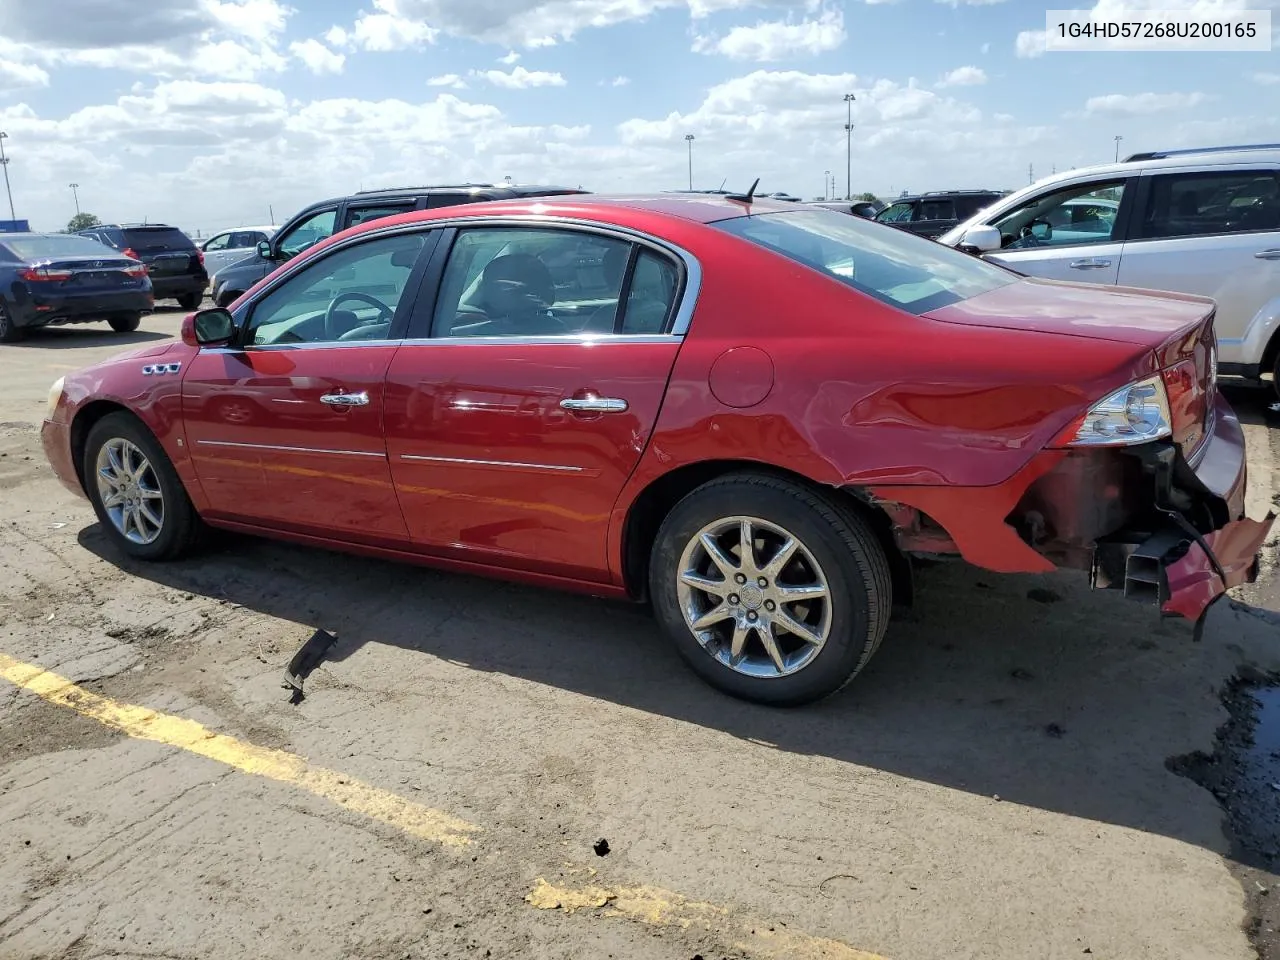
[1062,375,1172,447]
[46,377,65,421]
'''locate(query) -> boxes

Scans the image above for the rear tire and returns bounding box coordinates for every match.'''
[648,473,892,706]
[177,292,203,311]
[108,313,141,333]
[83,412,202,561]
[0,302,23,343]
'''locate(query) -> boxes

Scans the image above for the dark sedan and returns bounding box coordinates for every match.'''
[0,233,153,343]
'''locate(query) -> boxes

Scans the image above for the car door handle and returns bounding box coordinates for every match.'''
[319,391,369,407]
[1069,258,1112,269]
[1255,249,1280,260]
[560,397,629,413]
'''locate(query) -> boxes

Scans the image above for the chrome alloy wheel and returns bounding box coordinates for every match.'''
[675,515,833,679]
[95,438,165,545]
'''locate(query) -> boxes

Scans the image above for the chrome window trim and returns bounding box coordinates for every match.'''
[199,333,681,355]
[228,214,703,340]
[399,454,584,473]
[196,439,385,459]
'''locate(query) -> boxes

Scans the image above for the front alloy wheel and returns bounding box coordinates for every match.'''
[677,516,832,678]
[83,412,202,561]
[95,438,165,545]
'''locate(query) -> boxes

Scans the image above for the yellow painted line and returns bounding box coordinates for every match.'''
[526,877,890,960]
[0,652,479,848]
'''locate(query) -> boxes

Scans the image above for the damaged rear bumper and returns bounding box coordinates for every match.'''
[1093,513,1275,621]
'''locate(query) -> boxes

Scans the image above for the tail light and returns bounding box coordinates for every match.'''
[21,266,74,282]
[195,249,204,266]
[123,263,148,278]
[123,247,140,260]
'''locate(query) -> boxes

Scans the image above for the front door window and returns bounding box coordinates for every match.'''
[276,208,339,259]
[246,232,429,346]
[993,181,1125,249]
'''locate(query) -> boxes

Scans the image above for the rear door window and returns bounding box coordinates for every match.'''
[1136,170,1280,239]
[918,199,954,222]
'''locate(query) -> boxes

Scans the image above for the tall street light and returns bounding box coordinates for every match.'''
[843,93,856,200]
[0,133,14,222]
[69,182,80,215]
[1114,135,1123,163]
[823,169,830,200]
[684,134,695,191]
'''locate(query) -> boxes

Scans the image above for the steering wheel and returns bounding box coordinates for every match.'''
[324,291,393,340]
[1018,218,1053,245]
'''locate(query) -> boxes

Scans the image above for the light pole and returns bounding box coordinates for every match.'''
[1114,135,1123,163]
[69,182,80,216]
[823,169,830,200]
[0,133,14,222]
[843,93,856,200]
[684,134,695,191]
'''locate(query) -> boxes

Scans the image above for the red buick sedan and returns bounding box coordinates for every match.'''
[41,194,1273,705]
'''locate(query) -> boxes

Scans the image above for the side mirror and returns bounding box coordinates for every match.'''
[256,240,273,260]
[184,308,237,347]
[960,224,1002,253]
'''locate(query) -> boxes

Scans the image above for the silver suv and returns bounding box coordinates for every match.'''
[939,144,1280,393]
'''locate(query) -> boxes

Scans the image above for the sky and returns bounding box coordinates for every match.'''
[0,0,1276,235]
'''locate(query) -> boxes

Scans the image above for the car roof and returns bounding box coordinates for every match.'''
[892,190,1006,202]
[436,192,802,225]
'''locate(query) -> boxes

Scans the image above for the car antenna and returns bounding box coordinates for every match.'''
[726,177,760,206]
[718,177,727,191]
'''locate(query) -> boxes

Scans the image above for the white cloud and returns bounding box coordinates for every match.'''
[937,65,986,87]
[611,75,631,86]
[428,73,468,88]
[290,38,345,75]
[1255,72,1280,84]
[325,26,350,46]
[936,0,1011,4]
[0,58,50,92]
[498,50,521,64]
[1083,91,1210,117]
[471,66,567,89]
[349,0,440,50]
[0,0,293,79]
[1015,29,1046,57]
[693,9,845,60]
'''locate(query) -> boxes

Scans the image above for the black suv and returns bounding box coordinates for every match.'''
[874,190,1007,239]
[76,223,208,309]
[209,182,588,307]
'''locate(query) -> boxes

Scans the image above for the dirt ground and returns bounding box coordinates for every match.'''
[3,310,1280,960]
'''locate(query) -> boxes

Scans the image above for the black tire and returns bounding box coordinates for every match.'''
[177,292,203,310]
[82,412,202,561]
[648,473,892,706]
[108,313,141,333]
[0,301,23,343]
[216,290,242,309]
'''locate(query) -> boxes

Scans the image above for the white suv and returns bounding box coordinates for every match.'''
[938,144,1280,393]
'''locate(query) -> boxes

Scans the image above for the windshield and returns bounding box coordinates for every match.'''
[715,210,1018,315]
[2,235,115,261]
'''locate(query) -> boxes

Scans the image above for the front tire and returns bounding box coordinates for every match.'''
[108,313,141,333]
[83,413,202,561]
[177,292,203,311]
[216,290,242,309]
[649,473,892,706]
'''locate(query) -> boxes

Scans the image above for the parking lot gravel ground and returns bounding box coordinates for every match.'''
[3,309,1280,960]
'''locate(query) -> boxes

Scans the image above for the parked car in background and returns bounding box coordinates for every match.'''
[0,232,152,342]
[876,190,1007,238]
[200,225,276,277]
[209,183,588,307]
[939,144,1280,393]
[76,224,207,309]
[42,195,1270,706]
[807,199,885,219]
